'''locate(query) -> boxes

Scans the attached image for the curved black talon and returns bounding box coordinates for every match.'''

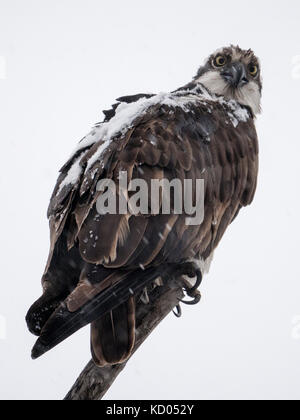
[187,269,202,294]
[180,293,201,306]
[173,304,182,318]
[173,263,203,306]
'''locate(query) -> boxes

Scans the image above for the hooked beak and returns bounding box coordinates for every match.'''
[221,62,249,89]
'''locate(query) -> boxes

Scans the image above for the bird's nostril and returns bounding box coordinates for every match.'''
[222,71,234,81]
[240,77,249,86]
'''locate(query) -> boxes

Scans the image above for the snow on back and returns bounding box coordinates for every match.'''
[84,92,204,171]
[216,96,250,127]
[232,105,249,124]
[57,153,84,195]
[58,85,250,193]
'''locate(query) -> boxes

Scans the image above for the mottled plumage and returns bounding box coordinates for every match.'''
[26,46,260,366]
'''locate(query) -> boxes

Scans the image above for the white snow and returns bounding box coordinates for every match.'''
[58,86,250,193]
[83,91,204,171]
[216,96,250,127]
[57,152,85,195]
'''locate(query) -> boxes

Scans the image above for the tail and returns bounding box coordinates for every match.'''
[30,264,172,361]
[91,297,135,366]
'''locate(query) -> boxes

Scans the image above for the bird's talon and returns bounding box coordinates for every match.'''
[186,269,203,294]
[180,293,201,306]
[173,304,182,318]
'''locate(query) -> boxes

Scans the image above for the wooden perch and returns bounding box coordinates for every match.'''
[64,283,184,400]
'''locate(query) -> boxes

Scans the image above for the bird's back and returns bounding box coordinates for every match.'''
[26,84,259,365]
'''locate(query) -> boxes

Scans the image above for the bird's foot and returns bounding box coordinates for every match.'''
[173,262,202,306]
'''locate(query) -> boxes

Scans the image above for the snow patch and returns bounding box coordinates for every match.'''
[84,92,203,171]
[216,97,250,128]
[57,85,250,194]
[57,152,84,195]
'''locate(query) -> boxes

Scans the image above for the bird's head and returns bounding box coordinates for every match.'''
[195,45,262,115]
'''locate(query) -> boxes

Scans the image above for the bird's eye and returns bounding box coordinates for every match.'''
[249,64,258,77]
[214,56,227,67]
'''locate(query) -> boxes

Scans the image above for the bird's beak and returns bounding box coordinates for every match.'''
[221,62,249,88]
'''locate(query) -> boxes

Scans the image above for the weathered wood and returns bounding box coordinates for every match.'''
[64,284,184,400]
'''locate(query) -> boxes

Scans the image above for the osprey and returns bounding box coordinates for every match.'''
[26,45,261,366]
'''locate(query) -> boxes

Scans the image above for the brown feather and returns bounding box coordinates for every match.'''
[27,87,259,364]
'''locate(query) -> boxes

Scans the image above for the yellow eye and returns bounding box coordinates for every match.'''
[214,55,227,67]
[249,64,258,77]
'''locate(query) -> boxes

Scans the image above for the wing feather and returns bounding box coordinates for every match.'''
[47,98,258,269]
[28,90,259,359]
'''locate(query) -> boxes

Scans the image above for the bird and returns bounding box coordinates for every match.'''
[26,45,261,367]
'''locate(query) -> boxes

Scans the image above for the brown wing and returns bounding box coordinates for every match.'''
[27,95,258,363]
[47,99,258,272]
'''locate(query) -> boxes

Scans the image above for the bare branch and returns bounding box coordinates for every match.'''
[64,284,184,400]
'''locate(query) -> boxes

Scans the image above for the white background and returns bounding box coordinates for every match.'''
[0,0,300,400]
